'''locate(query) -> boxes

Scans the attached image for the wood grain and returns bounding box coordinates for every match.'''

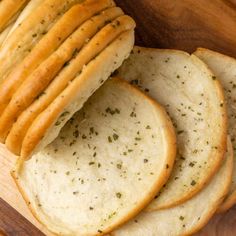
[115,0,236,57]
[0,198,45,236]
[196,206,236,236]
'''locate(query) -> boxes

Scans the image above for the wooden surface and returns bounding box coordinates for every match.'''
[116,0,236,58]
[0,197,45,236]
[1,0,236,235]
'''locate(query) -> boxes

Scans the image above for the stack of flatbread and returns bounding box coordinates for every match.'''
[0,0,235,235]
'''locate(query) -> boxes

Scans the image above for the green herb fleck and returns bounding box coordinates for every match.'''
[108,136,112,143]
[116,192,122,198]
[113,133,119,141]
[116,163,122,169]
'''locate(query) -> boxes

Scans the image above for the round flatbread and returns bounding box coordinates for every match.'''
[117,46,227,210]
[13,78,176,236]
[112,140,233,236]
[5,0,45,40]
[194,48,236,212]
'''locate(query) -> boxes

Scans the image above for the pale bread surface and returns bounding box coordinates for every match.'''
[194,48,236,212]
[13,78,176,236]
[0,0,84,82]
[112,140,233,236]
[117,46,227,210]
[21,29,135,159]
[6,7,124,155]
[0,0,116,141]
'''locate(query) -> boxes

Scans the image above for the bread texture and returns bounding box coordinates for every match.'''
[112,140,233,236]
[194,48,236,212]
[117,46,227,210]
[0,0,84,82]
[20,28,135,159]
[0,0,29,33]
[5,0,45,40]
[0,21,13,47]
[0,0,44,48]
[6,7,124,155]
[0,0,116,142]
[12,77,176,236]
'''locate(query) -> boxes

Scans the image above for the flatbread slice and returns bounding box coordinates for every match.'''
[194,48,236,213]
[0,0,29,33]
[112,139,233,236]
[6,7,124,155]
[21,29,135,159]
[0,0,84,81]
[12,77,176,236]
[117,46,227,210]
[0,0,115,121]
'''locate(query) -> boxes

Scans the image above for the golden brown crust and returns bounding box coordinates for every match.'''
[0,0,29,32]
[218,190,236,213]
[6,7,124,155]
[0,21,13,48]
[5,0,45,40]
[0,0,84,82]
[0,0,116,142]
[20,18,135,159]
[0,0,45,49]
[13,77,176,236]
[196,47,236,63]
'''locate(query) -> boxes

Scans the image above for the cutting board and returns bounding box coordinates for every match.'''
[1,0,236,235]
